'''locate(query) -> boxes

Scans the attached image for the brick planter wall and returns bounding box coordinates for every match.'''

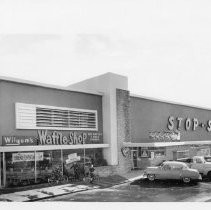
[94,89,133,177]
[116,89,132,175]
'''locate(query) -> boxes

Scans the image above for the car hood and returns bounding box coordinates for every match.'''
[204,162,211,166]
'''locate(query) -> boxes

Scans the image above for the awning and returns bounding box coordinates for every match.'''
[123,140,211,147]
[0,144,109,152]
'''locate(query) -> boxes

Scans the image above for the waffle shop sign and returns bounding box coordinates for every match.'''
[38,130,88,145]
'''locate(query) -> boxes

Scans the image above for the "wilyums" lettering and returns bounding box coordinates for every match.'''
[2,136,35,146]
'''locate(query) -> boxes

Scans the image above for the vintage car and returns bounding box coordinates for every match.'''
[144,161,202,183]
[177,156,211,180]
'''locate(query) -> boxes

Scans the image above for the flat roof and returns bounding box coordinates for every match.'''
[1,75,211,111]
[130,93,211,112]
[0,76,103,96]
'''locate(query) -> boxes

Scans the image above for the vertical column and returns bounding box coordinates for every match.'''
[83,147,85,166]
[34,150,37,183]
[0,153,1,188]
[3,152,6,187]
[116,89,132,173]
[61,149,63,175]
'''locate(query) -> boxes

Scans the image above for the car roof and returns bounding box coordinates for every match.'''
[193,156,204,158]
[163,161,187,166]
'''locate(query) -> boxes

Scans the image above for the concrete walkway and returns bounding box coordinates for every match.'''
[0,183,100,202]
[0,170,144,202]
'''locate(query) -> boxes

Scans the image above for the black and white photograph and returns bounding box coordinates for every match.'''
[1,0,211,208]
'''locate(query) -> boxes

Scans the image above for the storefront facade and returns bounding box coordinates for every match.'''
[121,92,211,169]
[1,72,211,187]
[0,78,108,187]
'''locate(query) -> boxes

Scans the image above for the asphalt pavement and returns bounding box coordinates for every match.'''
[2,169,211,202]
[41,179,211,202]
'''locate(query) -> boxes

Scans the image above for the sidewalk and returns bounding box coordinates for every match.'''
[0,170,144,202]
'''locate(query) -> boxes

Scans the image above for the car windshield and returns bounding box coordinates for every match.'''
[161,162,189,170]
[204,157,211,162]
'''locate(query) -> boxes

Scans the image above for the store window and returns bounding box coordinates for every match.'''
[138,148,149,158]
[36,150,62,183]
[5,150,63,186]
[177,150,189,160]
[5,152,35,187]
[4,148,105,187]
[139,147,166,160]
[197,147,210,156]
[63,149,105,168]
[136,147,166,168]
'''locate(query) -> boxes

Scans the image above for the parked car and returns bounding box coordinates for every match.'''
[144,161,202,183]
[177,156,211,180]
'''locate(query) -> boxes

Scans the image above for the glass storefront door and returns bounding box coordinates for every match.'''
[131,150,138,169]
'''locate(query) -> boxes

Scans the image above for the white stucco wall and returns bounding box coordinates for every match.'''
[68,72,128,165]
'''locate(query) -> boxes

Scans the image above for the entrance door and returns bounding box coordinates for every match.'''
[131,150,138,169]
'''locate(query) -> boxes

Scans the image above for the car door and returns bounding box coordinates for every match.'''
[170,165,183,180]
[158,164,172,180]
[191,157,204,174]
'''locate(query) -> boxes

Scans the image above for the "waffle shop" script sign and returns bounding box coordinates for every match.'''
[37,130,103,145]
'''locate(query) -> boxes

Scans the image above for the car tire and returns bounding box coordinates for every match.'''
[207,171,211,181]
[182,177,191,183]
[147,174,155,181]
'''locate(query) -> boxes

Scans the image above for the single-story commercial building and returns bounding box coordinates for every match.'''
[0,72,211,187]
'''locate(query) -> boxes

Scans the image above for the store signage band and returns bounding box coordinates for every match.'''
[149,131,180,142]
[37,130,103,145]
[2,136,37,146]
[167,116,211,132]
[2,130,103,146]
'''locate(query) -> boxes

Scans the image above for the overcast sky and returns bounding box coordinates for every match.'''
[1,0,211,108]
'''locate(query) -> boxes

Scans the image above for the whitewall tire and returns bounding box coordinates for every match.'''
[147,174,155,181]
[182,177,191,183]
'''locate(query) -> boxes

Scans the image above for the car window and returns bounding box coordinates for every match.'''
[186,158,193,163]
[205,157,211,162]
[162,164,171,170]
[195,158,203,164]
[171,165,183,170]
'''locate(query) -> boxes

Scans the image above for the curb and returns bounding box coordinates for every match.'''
[26,188,90,202]
[0,184,99,202]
